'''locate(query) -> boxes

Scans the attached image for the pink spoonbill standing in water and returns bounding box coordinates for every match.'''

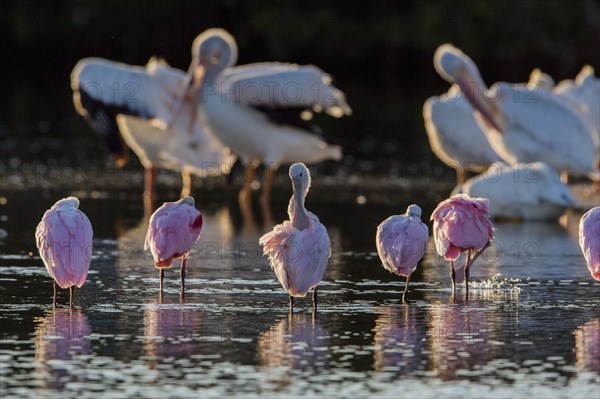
[35,197,93,307]
[260,163,331,311]
[145,196,202,294]
[579,206,600,281]
[431,193,494,295]
[376,204,429,302]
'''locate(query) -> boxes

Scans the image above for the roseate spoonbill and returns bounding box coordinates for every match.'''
[456,162,575,221]
[71,56,234,208]
[259,163,331,311]
[35,197,93,307]
[423,84,502,184]
[186,29,350,205]
[433,44,599,182]
[376,204,429,302]
[579,206,600,281]
[431,193,494,295]
[144,196,202,293]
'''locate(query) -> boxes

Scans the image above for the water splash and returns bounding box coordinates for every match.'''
[469,273,523,292]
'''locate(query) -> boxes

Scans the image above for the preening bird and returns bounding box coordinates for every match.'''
[145,196,203,293]
[434,44,599,182]
[35,197,93,307]
[431,193,494,295]
[376,204,429,302]
[71,55,234,207]
[180,28,350,205]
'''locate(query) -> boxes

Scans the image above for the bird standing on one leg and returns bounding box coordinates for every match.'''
[431,194,494,296]
[145,196,202,295]
[35,197,93,308]
[376,204,429,302]
[579,206,600,281]
[259,163,331,312]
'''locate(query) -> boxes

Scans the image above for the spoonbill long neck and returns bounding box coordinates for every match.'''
[292,189,310,230]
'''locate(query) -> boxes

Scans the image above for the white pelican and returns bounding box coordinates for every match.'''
[424,68,556,185]
[554,66,600,165]
[434,44,599,182]
[455,162,575,220]
[423,85,502,184]
[528,68,555,91]
[71,56,234,207]
[180,28,351,204]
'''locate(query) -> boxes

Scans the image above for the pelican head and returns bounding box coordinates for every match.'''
[434,44,503,133]
[434,44,483,86]
[192,28,238,73]
[168,29,238,130]
[289,162,311,197]
[406,204,422,218]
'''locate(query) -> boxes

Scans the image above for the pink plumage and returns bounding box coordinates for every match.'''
[145,196,202,268]
[35,197,93,306]
[260,217,330,297]
[431,193,494,261]
[376,204,428,301]
[579,206,600,281]
[376,204,429,277]
[260,163,331,310]
[431,193,494,293]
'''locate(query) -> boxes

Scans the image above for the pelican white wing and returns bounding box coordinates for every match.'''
[481,83,598,179]
[423,86,501,171]
[219,63,352,117]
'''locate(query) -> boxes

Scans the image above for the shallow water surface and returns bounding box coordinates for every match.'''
[0,188,599,398]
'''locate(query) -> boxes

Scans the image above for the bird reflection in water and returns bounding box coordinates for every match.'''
[143,297,201,369]
[34,309,91,390]
[258,312,328,374]
[427,301,497,380]
[372,304,425,375]
[574,318,600,372]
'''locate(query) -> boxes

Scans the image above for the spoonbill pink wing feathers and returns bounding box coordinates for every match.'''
[260,163,331,311]
[35,197,93,307]
[579,207,600,281]
[431,193,494,294]
[376,204,429,301]
[145,196,202,293]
